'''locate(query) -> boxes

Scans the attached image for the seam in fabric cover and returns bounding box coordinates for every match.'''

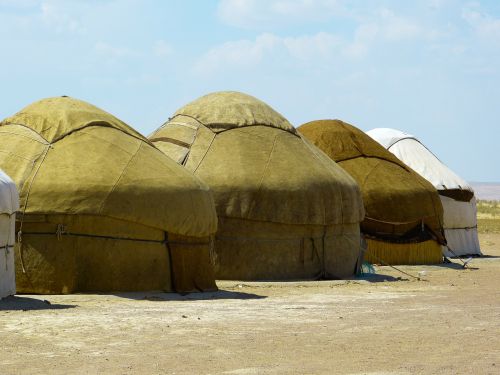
[0,123,50,144]
[301,136,347,226]
[246,132,279,220]
[337,154,412,173]
[0,150,35,162]
[359,159,382,190]
[192,131,217,174]
[169,113,298,136]
[98,141,143,215]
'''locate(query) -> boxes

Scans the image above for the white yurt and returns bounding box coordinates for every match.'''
[366,128,481,257]
[1,169,19,299]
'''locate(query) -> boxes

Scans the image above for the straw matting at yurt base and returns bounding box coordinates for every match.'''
[364,239,443,265]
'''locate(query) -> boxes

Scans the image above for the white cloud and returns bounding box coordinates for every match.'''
[194,32,348,75]
[40,0,86,34]
[427,0,450,11]
[125,73,161,86]
[194,33,280,74]
[462,5,500,41]
[0,0,39,10]
[94,42,141,63]
[340,9,434,58]
[341,23,378,59]
[283,32,341,60]
[217,0,343,29]
[153,40,173,58]
[378,8,422,41]
[197,7,434,75]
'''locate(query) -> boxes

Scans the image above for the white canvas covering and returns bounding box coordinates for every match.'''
[0,169,19,298]
[367,128,481,257]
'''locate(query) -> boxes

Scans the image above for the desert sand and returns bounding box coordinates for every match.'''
[1,233,499,375]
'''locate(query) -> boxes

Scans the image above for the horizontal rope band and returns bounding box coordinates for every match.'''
[18,231,209,246]
[364,215,438,225]
[215,233,353,242]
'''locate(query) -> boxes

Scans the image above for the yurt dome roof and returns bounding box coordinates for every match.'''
[1,96,147,144]
[172,91,297,134]
[367,127,474,199]
[299,120,445,243]
[0,97,217,237]
[151,94,364,227]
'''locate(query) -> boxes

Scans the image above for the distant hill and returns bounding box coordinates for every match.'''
[471,182,500,201]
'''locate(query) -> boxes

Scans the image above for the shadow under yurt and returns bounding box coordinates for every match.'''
[149,91,365,281]
[299,120,446,266]
[0,96,218,294]
[0,169,19,299]
[367,128,481,258]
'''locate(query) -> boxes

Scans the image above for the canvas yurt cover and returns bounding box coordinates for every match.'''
[150,92,365,280]
[299,120,446,265]
[0,97,218,294]
[0,169,19,298]
[367,128,481,257]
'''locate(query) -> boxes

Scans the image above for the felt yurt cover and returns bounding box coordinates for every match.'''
[150,92,365,280]
[367,128,481,257]
[0,97,218,293]
[299,120,446,265]
[0,169,19,298]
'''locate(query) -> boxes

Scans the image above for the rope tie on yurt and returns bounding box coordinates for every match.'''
[208,236,217,266]
[1,245,14,269]
[1,212,13,271]
[309,231,327,280]
[299,238,305,265]
[425,227,473,269]
[310,237,321,271]
[21,229,202,244]
[360,246,421,281]
[216,234,326,242]
[17,229,26,274]
[164,232,176,292]
[364,214,437,225]
[321,225,327,279]
[56,224,67,240]
[18,143,52,274]
[444,245,473,269]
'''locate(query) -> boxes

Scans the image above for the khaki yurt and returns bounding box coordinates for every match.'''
[367,128,481,257]
[149,92,365,280]
[0,169,19,299]
[299,120,446,265]
[0,97,218,294]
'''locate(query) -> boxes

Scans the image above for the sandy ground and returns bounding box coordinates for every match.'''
[1,235,499,374]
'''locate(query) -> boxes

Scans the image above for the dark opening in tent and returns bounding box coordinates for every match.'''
[150,92,365,280]
[0,97,218,294]
[299,120,445,265]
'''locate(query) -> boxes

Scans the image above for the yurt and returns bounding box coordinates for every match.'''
[299,120,446,265]
[367,128,481,257]
[0,97,218,294]
[149,92,365,280]
[0,169,19,299]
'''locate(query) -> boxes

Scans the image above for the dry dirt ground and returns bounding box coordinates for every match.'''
[1,234,499,374]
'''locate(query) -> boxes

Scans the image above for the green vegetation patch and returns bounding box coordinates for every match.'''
[477,218,500,234]
[477,200,500,219]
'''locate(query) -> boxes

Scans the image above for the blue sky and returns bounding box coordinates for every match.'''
[0,0,498,181]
